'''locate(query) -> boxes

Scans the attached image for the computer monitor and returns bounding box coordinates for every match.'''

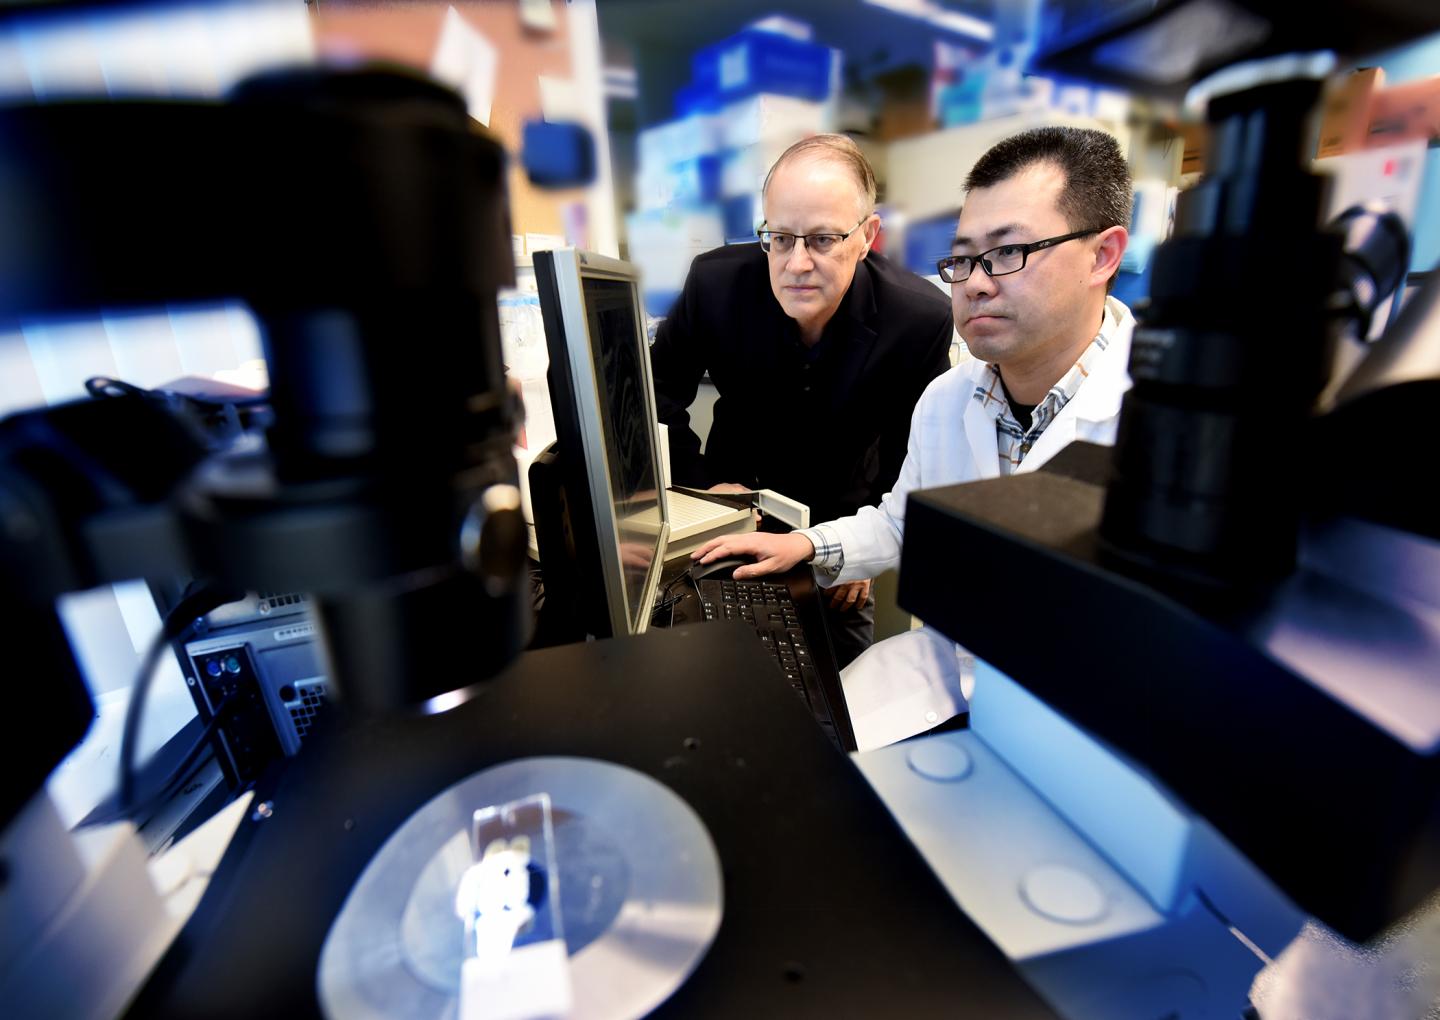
[531,248,669,641]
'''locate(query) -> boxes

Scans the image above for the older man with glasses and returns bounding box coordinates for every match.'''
[649,133,953,667]
[694,126,1136,749]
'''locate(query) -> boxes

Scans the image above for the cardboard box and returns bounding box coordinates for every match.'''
[875,65,934,142]
[1368,74,1440,147]
[1317,67,1385,158]
[1178,121,1208,175]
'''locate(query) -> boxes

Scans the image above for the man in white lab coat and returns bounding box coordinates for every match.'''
[693,126,1135,750]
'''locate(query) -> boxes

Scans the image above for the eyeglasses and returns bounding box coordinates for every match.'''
[758,216,870,257]
[937,229,1100,283]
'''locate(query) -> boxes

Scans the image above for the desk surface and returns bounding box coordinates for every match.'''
[134,625,1053,1018]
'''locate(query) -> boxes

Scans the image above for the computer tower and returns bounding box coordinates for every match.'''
[178,592,329,788]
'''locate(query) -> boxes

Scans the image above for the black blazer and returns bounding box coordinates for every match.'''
[650,243,953,526]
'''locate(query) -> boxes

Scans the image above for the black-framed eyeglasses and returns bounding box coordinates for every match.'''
[758,216,870,257]
[937,229,1100,283]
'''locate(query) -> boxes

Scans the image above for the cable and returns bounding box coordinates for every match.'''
[117,581,245,814]
[85,376,150,400]
[650,566,697,626]
[86,374,269,407]
[1193,886,1275,968]
[85,374,272,453]
[661,565,696,600]
[84,692,236,829]
[150,692,236,799]
[650,591,685,626]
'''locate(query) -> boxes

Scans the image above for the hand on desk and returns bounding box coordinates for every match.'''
[692,532,814,581]
[827,578,872,611]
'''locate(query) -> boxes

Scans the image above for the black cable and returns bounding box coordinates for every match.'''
[85,376,150,400]
[85,374,269,407]
[84,693,236,828]
[650,591,685,624]
[117,581,245,814]
[149,692,235,799]
[661,565,696,598]
[118,630,176,813]
[1192,885,1274,967]
[650,567,699,627]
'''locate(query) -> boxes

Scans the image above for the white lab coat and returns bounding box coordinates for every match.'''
[827,296,1136,751]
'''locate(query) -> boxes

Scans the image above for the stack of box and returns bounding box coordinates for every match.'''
[1318,67,1440,156]
[627,26,839,318]
[718,91,835,240]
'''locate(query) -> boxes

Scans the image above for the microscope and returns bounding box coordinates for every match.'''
[0,64,534,1016]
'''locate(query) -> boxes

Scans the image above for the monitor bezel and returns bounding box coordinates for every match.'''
[544,247,669,636]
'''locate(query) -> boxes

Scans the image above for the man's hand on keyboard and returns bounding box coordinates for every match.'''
[827,578,871,611]
[692,532,814,580]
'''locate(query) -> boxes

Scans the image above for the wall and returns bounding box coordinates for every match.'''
[312,0,617,257]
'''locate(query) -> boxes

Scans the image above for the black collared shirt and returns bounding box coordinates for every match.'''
[650,243,953,525]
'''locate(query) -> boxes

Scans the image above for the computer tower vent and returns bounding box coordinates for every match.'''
[286,679,329,741]
[257,592,308,613]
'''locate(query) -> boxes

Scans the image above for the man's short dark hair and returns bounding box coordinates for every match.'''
[966,126,1133,234]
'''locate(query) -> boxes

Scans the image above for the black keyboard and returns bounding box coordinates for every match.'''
[698,579,821,707]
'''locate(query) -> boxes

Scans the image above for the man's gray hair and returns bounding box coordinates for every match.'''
[762,133,878,214]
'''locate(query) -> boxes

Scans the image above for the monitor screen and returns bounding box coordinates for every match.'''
[582,274,663,630]
[533,247,668,640]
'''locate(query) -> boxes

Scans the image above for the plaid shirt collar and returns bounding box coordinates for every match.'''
[971,303,1120,474]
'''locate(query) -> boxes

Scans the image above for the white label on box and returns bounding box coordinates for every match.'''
[719,43,749,92]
